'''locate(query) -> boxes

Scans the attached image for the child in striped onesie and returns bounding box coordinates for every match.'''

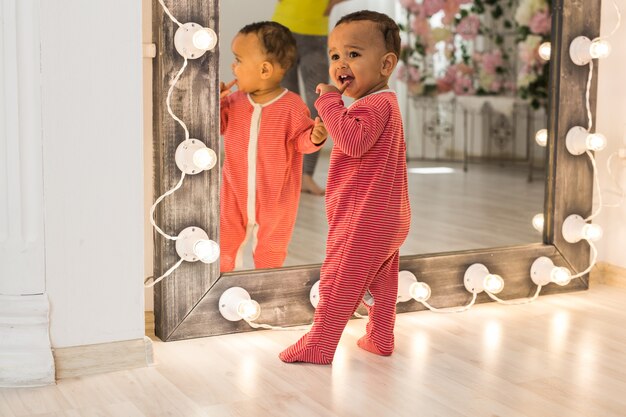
[219,22,327,272]
[280,11,411,364]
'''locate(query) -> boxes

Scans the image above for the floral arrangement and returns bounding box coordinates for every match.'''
[515,0,552,109]
[397,0,516,98]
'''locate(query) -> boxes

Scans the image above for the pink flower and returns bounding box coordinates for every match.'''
[423,0,445,17]
[481,50,503,75]
[410,15,431,38]
[456,15,480,40]
[529,9,551,35]
[454,75,475,95]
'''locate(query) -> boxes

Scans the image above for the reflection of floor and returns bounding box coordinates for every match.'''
[283,151,545,267]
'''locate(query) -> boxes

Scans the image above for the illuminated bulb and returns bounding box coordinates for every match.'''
[484,274,504,294]
[192,148,217,170]
[589,39,611,59]
[566,126,607,155]
[570,36,611,66]
[219,287,261,322]
[237,299,261,321]
[175,226,216,262]
[175,139,217,174]
[174,23,218,59]
[551,267,572,286]
[535,129,548,147]
[192,28,217,51]
[532,213,544,232]
[193,239,220,264]
[531,256,572,286]
[562,214,603,243]
[538,42,551,61]
[464,263,504,294]
[409,282,431,302]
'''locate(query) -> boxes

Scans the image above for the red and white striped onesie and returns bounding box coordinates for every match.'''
[280,90,411,364]
[220,89,321,272]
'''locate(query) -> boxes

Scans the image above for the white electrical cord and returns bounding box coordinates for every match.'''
[244,319,312,331]
[144,257,185,288]
[571,240,598,279]
[486,285,542,305]
[419,292,477,313]
[158,0,183,28]
[150,172,186,240]
[585,150,603,221]
[165,57,191,141]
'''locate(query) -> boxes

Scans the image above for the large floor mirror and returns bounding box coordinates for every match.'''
[152,0,598,341]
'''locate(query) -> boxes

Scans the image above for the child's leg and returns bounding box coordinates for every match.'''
[219,210,247,272]
[357,250,399,356]
[279,244,374,364]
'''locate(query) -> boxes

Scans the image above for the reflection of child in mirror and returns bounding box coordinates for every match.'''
[279,11,411,365]
[219,21,328,272]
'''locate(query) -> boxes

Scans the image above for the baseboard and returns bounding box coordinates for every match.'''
[0,294,55,387]
[53,337,154,380]
[590,262,626,289]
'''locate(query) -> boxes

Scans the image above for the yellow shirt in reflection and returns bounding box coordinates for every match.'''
[272,0,330,36]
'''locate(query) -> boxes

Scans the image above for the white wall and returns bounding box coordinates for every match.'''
[595,0,626,269]
[39,0,145,348]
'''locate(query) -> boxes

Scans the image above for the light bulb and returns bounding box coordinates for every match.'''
[581,223,603,241]
[219,287,260,322]
[237,299,261,321]
[310,280,320,308]
[570,36,611,66]
[192,28,217,51]
[562,214,602,243]
[531,257,573,286]
[484,274,504,294]
[535,129,548,147]
[409,282,431,302]
[176,226,212,262]
[566,127,607,155]
[175,139,217,174]
[532,213,544,232]
[538,42,551,61]
[174,23,218,59]
[193,239,220,264]
[551,266,572,286]
[589,39,611,59]
[586,133,607,152]
[192,147,217,170]
[464,263,501,294]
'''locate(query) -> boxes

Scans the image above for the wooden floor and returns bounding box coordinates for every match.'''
[284,153,543,268]
[3,283,626,417]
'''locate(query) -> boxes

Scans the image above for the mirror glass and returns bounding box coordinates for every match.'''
[219,0,549,271]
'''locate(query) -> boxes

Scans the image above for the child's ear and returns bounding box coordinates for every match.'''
[381,52,398,77]
[260,61,274,79]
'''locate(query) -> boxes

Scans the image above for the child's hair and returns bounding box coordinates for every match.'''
[335,10,401,58]
[238,21,297,71]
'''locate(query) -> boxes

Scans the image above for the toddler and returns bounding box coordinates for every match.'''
[220,21,327,272]
[279,10,411,364]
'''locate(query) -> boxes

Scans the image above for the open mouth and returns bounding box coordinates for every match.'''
[338,74,354,86]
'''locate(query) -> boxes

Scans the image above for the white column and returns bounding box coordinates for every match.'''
[0,0,54,387]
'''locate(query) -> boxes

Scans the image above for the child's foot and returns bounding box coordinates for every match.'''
[301,175,325,196]
[279,334,333,365]
[357,335,393,356]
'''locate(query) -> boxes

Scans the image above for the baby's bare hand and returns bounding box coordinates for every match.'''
[316,83,341,96]
[220,79,237,99]
[311,117,328,145]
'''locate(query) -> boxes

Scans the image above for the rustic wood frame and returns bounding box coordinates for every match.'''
[153,0,600,341]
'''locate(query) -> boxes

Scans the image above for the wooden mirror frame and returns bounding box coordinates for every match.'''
[152,0,599,341]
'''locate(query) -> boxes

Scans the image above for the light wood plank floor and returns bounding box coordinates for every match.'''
[3,283,625,417]
[284,153,545,267]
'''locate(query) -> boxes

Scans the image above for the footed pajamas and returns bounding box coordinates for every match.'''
[280,90,411,364]
[220,89,321,272]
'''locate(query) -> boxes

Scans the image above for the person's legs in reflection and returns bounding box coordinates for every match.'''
[219,191,246,272]
[357,251,399,356]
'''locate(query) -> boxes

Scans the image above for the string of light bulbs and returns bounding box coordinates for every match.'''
[145,1,219,288]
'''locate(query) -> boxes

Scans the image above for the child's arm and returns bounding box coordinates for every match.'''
[315,91,389,158]
[294,118,326,154]
[219,80,237,135]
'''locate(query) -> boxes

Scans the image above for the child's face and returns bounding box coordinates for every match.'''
[231,33,266,93]
[327,21,394,99]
